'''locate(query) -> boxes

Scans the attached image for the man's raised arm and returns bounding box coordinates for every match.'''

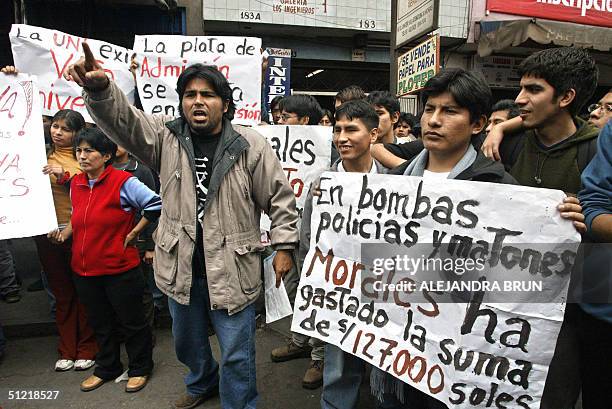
[64,43,170,172]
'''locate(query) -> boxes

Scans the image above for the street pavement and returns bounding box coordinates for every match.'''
[0,238,377,409]
[0,321,377,409]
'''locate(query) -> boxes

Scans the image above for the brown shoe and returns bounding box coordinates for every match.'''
[302,360,324,389]
[3,291,20,304]
[126,375,149,393]
[271,341,311,362]
[173,387,218,409]
[80,375,106,392]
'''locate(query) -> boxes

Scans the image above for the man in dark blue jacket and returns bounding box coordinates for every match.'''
[577,121,612,409]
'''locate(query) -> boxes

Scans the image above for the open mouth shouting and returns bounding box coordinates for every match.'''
[192,109,208,122]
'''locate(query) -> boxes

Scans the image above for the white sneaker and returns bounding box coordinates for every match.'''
[74,359,95,371]
[54,359,74,371]
[115,369,129,383]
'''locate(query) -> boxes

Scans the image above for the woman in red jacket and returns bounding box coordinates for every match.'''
[50,128,160,393]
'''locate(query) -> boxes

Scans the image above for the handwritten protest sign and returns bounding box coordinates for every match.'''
[291,172,580,408]
[133,35,262,126]
[9,24,135,122]
[134,52,261,126]
[0,74,57,239]
[256,125,332,218]
[133,35,261,58]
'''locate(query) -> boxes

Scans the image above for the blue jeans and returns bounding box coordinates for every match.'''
[169,275,257,409]
[321,344,367,409]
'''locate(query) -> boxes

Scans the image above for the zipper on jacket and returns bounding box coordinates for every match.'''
[81,185,93,275]
[165,128,199,287]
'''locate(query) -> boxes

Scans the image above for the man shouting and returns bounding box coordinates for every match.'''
[65,44,299,409]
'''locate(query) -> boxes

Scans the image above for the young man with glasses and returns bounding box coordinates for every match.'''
[277,95,323,125]
[587,89,612,129]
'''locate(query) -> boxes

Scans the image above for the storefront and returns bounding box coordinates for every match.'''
[469,0,612,108]
[199,0,393,110]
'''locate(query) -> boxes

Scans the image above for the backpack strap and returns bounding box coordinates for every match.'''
[577,137,598,174]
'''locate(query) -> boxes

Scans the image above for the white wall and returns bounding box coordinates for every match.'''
[435,0,470,39]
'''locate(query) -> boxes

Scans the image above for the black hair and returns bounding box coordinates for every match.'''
[176,64,235,120]
[52,109,86,133]
[396,112,417,129]
[320,109,334,125]
[49,109,86,152]
[270,95,283,111]
[421,68,492,123]
[335,85,366,104]
[366,91,400,116]
[518,47,598,116]
[334,100,379,131]
[279,95,323,125]
[491,99,520,119]
[73,128,117,167]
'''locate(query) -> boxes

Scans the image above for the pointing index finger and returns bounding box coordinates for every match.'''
[82,42,98,70]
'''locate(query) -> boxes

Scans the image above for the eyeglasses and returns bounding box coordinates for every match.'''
[280,113,299,121]
[588,103,612,114]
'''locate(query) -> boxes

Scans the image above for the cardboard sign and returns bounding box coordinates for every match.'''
[255,125,332,218]
[9,24,135,122]
[133,35,263,126]
[135,52,262,125]
[0,73,58,239]
[133,35,262,58]
[292,172,580,408]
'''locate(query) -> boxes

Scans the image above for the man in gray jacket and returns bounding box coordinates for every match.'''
[65,44,299,409]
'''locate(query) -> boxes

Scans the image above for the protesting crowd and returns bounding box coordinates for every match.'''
[0,33,611,409]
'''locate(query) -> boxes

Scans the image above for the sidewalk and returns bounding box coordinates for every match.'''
[0,324,376,409]
[0,238,377,408]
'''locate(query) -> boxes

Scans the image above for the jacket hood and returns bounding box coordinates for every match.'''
[527,117,599,154]
[457,151,515,183]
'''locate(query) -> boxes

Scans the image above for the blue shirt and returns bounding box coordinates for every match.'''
[87,176,161,214]
[578,121,612,322]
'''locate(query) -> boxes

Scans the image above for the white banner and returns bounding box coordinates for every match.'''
[133,35,262,126]
[9,24,135,123]
[255,125,332,218]
[0,74,57,239]
[291,172,580,408]
[134,52,262,126]
[133,35,262,59]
